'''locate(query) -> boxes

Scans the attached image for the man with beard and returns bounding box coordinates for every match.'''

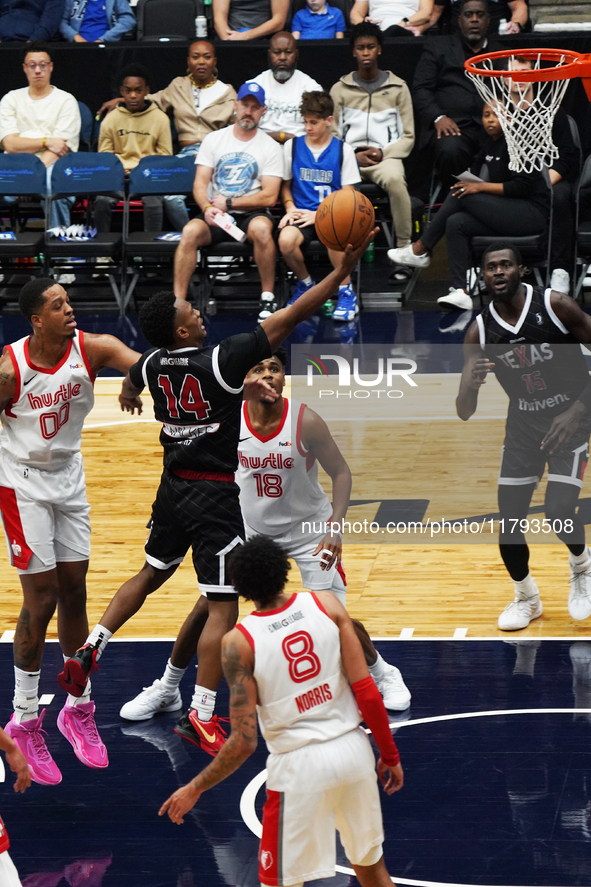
[456,244,591,630]
[250,32,322,143]
[173,82,283,322]
[413,0,502,192]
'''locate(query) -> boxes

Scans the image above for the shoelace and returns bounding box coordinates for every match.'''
[570,572,589,598]
[211,716,229,738]
[73,708,101,743]
[29,725,53,761]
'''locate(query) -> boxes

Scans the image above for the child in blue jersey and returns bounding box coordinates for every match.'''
[291,0,345,39]
[278,91,361,321]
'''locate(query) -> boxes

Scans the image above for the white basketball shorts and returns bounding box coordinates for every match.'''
[0,850,23,887]
[0,452,90,573]
[259,728,384,886]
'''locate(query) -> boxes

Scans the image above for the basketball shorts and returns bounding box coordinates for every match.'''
[0,452,90,574]
[145,471,244,599]
[0,850,24,887]
[243,521,347,596]
[207,210,276,247]
[281,222,319,249]
[499,423,591,489]
[260,728,384,886]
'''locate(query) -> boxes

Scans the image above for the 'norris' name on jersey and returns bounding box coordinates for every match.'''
[295,682,333,714]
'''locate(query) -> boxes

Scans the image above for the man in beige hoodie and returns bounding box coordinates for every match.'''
[95,62,172,232]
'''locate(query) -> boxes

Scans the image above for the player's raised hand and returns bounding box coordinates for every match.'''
[377,759,403,795]
[243,377,279,403]
[469,357,495,388]
[119,394,143,415]
[340,226,380,273]
[159,782,202,824]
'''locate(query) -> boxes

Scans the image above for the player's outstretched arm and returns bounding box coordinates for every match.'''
[303,407,352,570]
[0,348,17,415]
[456,324,495,421]
[550,291,591,344]
[83,334,144,414]
[0,726,31,793]
[260,227,378,350]
[159,629,258,825]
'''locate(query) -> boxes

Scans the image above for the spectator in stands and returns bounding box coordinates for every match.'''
[94,64,172,233]
[291,0,346,39]
[279,91,361,320]
[60,0,135,43]
[0,0,65,41]
[330,22,414,257]
[0,42,80,229]
[173,82,283,320]
[413,0,502,191]
[98,40,236,230]
[350,0,434,36]
[387,103,548,310]
[427,0,528,35]
[506,56,579,295]
[250,32,322,143]
[213,0,288,41]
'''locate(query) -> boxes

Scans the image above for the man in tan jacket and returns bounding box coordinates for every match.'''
[95,63,172,232]
[330,21,414,251]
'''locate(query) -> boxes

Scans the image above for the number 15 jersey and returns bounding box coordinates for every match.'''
[238,591,361,755]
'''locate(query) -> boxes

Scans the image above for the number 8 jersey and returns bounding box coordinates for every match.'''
[237,591,361,754]
[0,332,94,469]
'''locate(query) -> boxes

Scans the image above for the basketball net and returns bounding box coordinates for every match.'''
[465,53,573,174]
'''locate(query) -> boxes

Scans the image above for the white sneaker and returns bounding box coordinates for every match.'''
[568,556,591,621]
[375,665,411,711]
[257,292,277,322]
[387,244,430,269]
[437,288,474,311]
[550,268,570,295]
[119,679,182,721]
[498,584,543,631]
[57,273,76,286]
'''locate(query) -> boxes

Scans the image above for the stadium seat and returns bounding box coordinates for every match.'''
[136,0,203,41]
[0,154,47,277]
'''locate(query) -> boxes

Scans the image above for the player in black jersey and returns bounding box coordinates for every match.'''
[57,226,377,756]
[457,243,591,630]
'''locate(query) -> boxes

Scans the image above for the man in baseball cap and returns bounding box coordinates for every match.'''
[174,78,284,321]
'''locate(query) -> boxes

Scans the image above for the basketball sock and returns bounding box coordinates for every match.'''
[191,685,216,723]
[338,284,349,291]
[300,275,313,286]
[67,676,91,707]
[368,653,388,682]
[161,659,186,693]
[514,574,539,599]
[13,667,40,722]
[86,624,112,661]
[570,545,590,566]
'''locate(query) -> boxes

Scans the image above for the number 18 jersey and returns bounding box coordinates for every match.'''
[237,592,361,755]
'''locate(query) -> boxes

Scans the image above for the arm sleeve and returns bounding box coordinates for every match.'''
[352,676,400,767]
[341,142,361,185]
[31,0,66,40]
[101,0,136,40]
[216,326,272,390]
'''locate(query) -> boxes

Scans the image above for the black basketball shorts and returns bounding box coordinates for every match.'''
[144,471,244,600]
[499,419,591,489]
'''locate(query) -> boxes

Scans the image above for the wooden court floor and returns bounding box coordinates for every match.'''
[1,376,591,641]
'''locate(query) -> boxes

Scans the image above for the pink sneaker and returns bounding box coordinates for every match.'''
[4,709,62,786]
[64,854,112,887]
[22,872,65,887]
[57,701,108,769]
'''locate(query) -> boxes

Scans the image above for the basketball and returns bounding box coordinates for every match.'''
[315,189,375,252]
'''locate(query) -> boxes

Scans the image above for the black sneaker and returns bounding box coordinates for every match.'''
[57,643,100,697]
[174,709,227,756]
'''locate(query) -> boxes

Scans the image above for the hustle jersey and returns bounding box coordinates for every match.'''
[236,398,332,536]
[238,592,360,754]
[129,327,271,474]
[476,285,590,429]
[0,331,94,469]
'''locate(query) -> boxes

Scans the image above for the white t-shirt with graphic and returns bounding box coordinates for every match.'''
[251,69,322,137]
[198,124,283,208]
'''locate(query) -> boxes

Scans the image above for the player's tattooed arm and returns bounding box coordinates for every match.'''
[0,348,17,414]
[159,630,258,825]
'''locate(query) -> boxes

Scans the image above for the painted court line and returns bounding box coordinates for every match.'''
[399,628,414,638]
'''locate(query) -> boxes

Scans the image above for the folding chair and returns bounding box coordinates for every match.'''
[122,154,195,312]
[0,154,47,280]
[45,153,126,309]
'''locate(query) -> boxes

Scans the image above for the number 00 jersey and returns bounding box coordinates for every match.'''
[0,331,95,469]
[236,398,332,537]
[237,592,361,755]
[476,285,591,438]
[129,327,270,474]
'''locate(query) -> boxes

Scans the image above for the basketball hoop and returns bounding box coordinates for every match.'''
[464,49,591,173]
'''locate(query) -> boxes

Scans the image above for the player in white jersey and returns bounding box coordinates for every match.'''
[118,349,410,729]
[0,278,142,786]
[160,535,402,887]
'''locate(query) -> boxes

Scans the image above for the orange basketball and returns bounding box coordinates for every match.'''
[315,189,375,252]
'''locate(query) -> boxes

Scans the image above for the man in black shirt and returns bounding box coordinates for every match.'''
[58,227,376,757]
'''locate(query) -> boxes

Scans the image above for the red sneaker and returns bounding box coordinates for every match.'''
[57,644,99,698]
[174,711,227,756]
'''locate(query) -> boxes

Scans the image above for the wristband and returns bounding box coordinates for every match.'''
[42,136,47,148]
[434,115,445,124]
[203,203,213,212]
[284,198,295,206]
[279,131,285,144]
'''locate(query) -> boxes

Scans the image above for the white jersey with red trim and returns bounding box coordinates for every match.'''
[238,592,361,754]
[0,815,9,854]
[0,331,95,469]
[236,398,332,537]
